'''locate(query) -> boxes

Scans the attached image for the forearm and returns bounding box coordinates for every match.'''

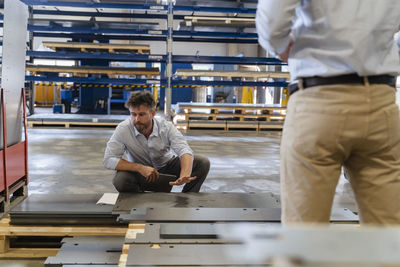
[256,0,299,56]
[115,159,144,173]
[179,154,193,177]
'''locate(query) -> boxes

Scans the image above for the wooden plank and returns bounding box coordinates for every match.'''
[43,41,150,52]
[178,103,286,110]
[26,65,159,76]
[184,16,255,23]
[0,225,127,236]
[0,248,58,258]
[175,69,290,79]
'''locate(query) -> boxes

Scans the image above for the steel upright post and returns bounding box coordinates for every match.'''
[164,0,173,120]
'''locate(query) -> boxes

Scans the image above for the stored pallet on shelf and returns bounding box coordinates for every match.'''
[26,65,160,77]
[176,102,287,122]
[175,69,290,79]
[43,41,151,53]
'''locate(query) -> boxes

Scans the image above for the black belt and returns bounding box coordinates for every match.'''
[288,74,397,95]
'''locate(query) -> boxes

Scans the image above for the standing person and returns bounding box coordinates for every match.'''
[256,0,400,224]
[104,91,210,193]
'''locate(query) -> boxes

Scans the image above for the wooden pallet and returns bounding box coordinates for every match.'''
[0,218,128,258]
[27,120,120,128]
[0,180,28,219]
[43,41,151,54]
[119,224,146,267]
[175,120,283,131]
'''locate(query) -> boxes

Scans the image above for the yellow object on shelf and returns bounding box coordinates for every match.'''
[241,87,254,104]
[281,88,289,105]
[35,83,55,104]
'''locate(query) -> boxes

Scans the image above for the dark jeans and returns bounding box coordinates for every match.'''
[113,155,210,193]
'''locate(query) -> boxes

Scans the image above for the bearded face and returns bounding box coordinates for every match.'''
[129,104,155,135]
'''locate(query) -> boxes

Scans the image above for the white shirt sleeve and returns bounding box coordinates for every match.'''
[167,121,193,157]
[256,0,300,56]
[395,31,400,53]
[103,125,126,170]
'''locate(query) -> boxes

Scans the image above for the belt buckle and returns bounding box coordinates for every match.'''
[298,78,304,90]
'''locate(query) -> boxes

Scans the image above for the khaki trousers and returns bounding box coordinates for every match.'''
[280,83,400,224]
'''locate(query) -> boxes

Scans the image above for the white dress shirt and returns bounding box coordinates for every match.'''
[256,0,400,82]
[103,117,193,170]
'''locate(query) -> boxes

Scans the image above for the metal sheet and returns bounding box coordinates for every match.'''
[125,244,264,266]
[1,0,28,147]
[217,224,400,266]
[128,222,277,244]
[118,207,282,223]
[118,207,358,223]
[113,192,281,214]
[45,236,124,267]
[10,194,119,225]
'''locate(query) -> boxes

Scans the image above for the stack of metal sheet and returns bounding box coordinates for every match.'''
[113,192,358,223]
[10,194,120,225]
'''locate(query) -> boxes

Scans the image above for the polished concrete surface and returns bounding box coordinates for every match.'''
[27,127,355,207]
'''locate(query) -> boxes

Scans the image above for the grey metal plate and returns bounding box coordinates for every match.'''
[10,194,119,225]
[118,207,358,223]
[1,0,28,147]
[128,222,278,244]
[126,244,266,266]
[113,192,280,214]
[45,236,124,267]
[118,207,281,223]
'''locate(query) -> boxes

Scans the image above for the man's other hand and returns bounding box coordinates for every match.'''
[169,176,197,186]
[140,166,160,182]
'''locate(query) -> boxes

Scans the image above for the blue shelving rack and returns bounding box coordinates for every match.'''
[21,0,288,116]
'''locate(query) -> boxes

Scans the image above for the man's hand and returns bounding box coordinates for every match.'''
[169,176,197,186]
[279,34,294,63]
[140,165,160,183]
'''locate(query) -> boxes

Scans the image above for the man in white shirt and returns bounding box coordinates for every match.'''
[257,0,400,224]
[104,91,210,193]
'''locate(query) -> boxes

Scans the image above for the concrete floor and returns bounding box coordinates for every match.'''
[27,127,355,206]
[2,127,356,266]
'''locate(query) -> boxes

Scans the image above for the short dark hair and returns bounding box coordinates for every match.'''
[125,91,156,110]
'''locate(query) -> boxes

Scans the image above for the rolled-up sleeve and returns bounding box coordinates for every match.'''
[103,126,125,170]
[256,0,299,56]
[167,122,193,157]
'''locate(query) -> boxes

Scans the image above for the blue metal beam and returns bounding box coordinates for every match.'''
[25,75,287,87]
[28,25,153,35]
[28,25,257,39]
[172,55,286,66]
[32,9,187,20]
[27,51,285,66]
[32,32,258,43]
[25,75,157,85]
[27,51,166,62]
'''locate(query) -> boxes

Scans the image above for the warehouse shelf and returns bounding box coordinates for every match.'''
[24,0,287,118]
[22,0,257,14]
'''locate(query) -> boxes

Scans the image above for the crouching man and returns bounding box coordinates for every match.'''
[104,91,210,193]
